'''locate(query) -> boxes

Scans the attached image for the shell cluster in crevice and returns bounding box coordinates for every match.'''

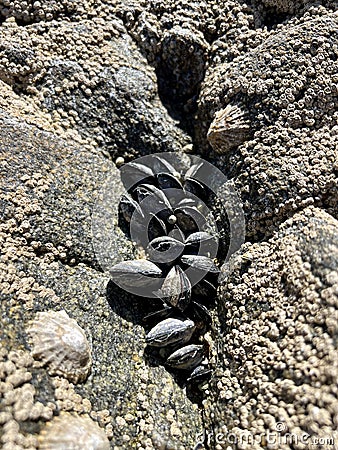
[110,155,221,388]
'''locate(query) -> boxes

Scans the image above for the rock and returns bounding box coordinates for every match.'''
[197,10,338,238]
[204,207,338,448]
[198,11,338,147]
[0,113,203,449]
[0,17,190,160]
[0,0,85,23]
[1,1,337,449]
[0,112,131,268]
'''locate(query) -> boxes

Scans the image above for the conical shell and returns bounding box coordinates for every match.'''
[207,104,250,153]
[39,413,110,450]
[27,310,92,384]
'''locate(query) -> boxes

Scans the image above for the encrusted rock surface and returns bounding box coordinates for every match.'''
[205,207,338,449]
[1,1,337,450]
[0,115,202,449]
[0,16,190,160]
[198,8,338,239]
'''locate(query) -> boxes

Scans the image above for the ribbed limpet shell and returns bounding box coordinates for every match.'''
[207,104,250,153]
[39,413,110,450]
[27,310,92,384]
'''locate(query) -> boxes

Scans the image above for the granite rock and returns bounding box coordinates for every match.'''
[203,207,338,449]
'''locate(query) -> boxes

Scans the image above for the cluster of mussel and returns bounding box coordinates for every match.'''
[110,156,220,387]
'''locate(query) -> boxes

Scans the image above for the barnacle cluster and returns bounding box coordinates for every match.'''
[110,156,221,386]
[0,0,81,23]
[0,345,55,449]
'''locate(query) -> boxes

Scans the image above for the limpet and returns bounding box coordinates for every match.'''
[27,310,92,384]
[207,104,250,153]
[39,412,110,450]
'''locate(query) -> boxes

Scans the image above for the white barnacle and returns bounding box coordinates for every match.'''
[27,310,92,384]
[39,412,110,450]
[207,104,250,154]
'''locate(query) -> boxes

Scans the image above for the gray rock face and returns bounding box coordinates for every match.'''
[204,207,338,449]
[0,114,203,449]
[0,18,190,160]
[0,112,131,269]
[198,10,338,239]
[198,12,338,144]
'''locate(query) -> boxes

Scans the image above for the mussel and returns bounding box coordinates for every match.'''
[165,344,204,370]
[147,236,184,264]
[145,318,195,347]
[110,259,162,288]
[160,265,191,311]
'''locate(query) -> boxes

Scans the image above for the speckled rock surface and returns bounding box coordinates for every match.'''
[0,17,190,161]
[0,113,203,449]
[204,207,338,449]
[199,10,338,141]
[0,112,130,269]
[1,1,338,450]
[198,9,338,239]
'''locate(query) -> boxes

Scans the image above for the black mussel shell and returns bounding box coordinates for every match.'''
[110,259,162,288]
[169,226,185,242]
[187,365,212,383]
[157,172,183,190]
[147,236,185,264]
[152,156,180,176]
[175,197,198,209]
[185,231,218,256]
[174,206,207,234]
[159,265,191,311]
[136,184,173,221]
[148,213,167,242]
[184,162,204,181]
[192,278,217,304]
[120,162,155,191]
[180,255,220,275]
[119,193,144,223]
[145,318,195,347]
[184,177,206,201]
[165,344,204,370]
[142,303,174,325]
[184,301,212,330]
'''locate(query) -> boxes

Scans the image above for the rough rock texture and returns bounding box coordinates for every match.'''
[0,115,203,449]
[0,0,94,23]
[0,17,190,161]
[257,0,337,15]
[114,0,258,122]
[204,207,338,449]
[199,9,338,144]
[198,9,338,239]
[1,1,338,450]
[0,113,128,269]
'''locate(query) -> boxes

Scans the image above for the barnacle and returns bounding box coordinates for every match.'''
[39,412,110,450]
[27,310,92,384]
[207,104,250,154]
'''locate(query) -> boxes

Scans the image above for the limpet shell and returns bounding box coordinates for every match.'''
[27,310,92,384]
[39,412,110,450]
[207,104,250,153]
